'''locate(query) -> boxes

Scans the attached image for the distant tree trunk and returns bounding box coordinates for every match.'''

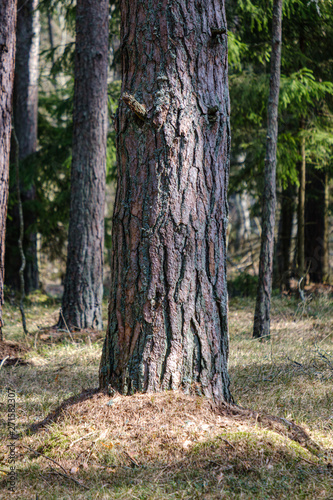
[304,167,328,283]
[0,0,18,340]
[100,0,232,403]
[297,130,306,286]
[5,0,40,294]
[47,11,55,66]
[253,0,282,338]
[59,0,108,331]
[275,183,296,290]
[234,192,251,252]
[323,172,330,283]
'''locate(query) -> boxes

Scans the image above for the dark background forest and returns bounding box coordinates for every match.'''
[4,0,333,305]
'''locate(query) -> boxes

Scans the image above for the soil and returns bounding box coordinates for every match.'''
[0,340,29,366]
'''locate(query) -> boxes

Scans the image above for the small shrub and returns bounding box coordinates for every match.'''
[228,272,258,297]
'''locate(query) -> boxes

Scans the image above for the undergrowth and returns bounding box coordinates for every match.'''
[0,292,332,499]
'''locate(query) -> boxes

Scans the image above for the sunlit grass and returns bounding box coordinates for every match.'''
[0,293,332,498]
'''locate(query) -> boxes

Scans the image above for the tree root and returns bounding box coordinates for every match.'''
[217,403,326,459]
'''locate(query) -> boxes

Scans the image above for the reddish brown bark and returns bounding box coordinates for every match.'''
[0,0,18,340]
[59,0,109,330]
[100,0,232,403]
[253,0,282,338]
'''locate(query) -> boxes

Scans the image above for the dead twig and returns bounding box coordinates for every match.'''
[221,438,236,450]
[0,356,9,370]
[21,445,89,490]
[59,309,75,342]
[69,430,99,448]
[123,450,140,467]
[49,466,89,490]
[299,456,319,466]
[21,444,68,475]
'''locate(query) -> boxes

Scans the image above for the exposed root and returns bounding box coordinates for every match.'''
[27,388,99,435]
[218,403,323,458]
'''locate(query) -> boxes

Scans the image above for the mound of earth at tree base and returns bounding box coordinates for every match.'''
[28,390,327,462]
[7,391,329,498]
[0,340,29,366]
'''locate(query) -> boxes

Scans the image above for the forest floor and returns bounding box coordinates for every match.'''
[0,292,332,499]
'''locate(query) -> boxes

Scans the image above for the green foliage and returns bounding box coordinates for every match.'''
[34,84,74,261]
[7,3,122,265]
[227,0,333,197]
[280,69,333,112]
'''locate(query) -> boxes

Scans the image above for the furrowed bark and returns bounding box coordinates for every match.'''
[0,0,18,340]
[100,0,232,403]
[253,0,282,338]
[59,0,109,331]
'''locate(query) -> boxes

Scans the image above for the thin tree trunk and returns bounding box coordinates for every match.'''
[253,0,282,338]
[0,0,18,341]
[15,0,39,293]
[297,129,306,285]
[12,125,28,335]
[100,0,232,403]
[59,0,108,331]
[275,183,296,290]
[304,167,327,283]
[323,171,330,283]
[47,12,55,66]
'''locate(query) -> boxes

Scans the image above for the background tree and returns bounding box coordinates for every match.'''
[58,0,109,330]
[226,0,333,291]
[100,0,232,403]
[0,0,18,340]
[5,0,40,294]
[253,0,282,338]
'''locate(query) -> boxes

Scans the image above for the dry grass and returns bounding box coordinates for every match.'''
[0,292,332,499]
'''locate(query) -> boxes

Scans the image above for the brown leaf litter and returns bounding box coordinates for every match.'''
[27,389,328,464]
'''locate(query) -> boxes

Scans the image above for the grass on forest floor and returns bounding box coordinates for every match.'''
[0,291,332,499]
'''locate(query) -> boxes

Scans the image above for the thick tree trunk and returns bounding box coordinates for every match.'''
[5,0,40,294]
[0,0,18,340]
[253,0,282,338]
[275,183,296,290]
[304,167,328,283]
[59,0,108,330]
[100,0,232,403]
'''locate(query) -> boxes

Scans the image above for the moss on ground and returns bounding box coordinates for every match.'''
[0,294,332,498]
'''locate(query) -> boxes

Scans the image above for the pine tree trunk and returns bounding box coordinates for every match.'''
[323,172,330,283]
[253,0,282,338]
[304,167,327,283]
[59,0,109,330]
[5,0,40,294]
[0,0,18,340]
[297,131,306,285]
[100,0,232,403]
[275,184,296,290]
